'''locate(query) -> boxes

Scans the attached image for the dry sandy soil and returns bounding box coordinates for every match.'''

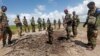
[0,25,100,56]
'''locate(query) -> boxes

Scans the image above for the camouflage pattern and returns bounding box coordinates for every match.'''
[47,20,53,44]
[0,7,12,47]
[72,13,80,37]
[53,19,56,29]
[23,16,30,32]
[58,19,61,29]
[14,15,22,36]
[83,6,99,49]
[37,18,42,31]
[64,14,73,39]
[42,19,46,30]
[31,17,35,32]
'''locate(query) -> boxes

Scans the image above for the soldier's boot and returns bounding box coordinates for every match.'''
[7,27,12,45]
[85,43,91,46]
[8,34,12,45]
[47,36,53,44]
[86,45,93,50]
[3,40,6,47]
[2,36,6,47]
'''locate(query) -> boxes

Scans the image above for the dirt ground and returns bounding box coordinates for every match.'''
[0,25,100,56]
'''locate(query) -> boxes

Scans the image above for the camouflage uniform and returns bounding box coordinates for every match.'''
[14,15,22,36]
[64,14,73,39]
[37,18,42,31]
[72,13,80,37]
[23,16,30,32]
[43,19,46,30]
[58,19,61,29]
[0,6,12,47]
[47,20,53,44]
[83,2,100,49]
[53,19,56,29]
[31,17,35,32]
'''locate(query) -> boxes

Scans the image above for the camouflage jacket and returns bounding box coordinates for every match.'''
[23,19,28,25]
[0,10,9,27]
[64,14,72,26]
[72,15,80,26]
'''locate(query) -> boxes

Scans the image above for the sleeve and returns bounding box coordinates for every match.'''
[83,16,89,27]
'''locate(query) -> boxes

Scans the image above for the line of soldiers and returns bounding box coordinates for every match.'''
[0,2,99,51]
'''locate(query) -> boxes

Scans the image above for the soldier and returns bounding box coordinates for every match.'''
[83,2,100,50]
[31,17,35,32]
[58,19,61,29]
[43,18,46,30]
[14,15,22,37]
[47,19,53,44]
[23,16,30,32]
[37,18,42,31]
[0,6,12,47]
[72,11,80,37]
[47,18,51,28]
[64,9,73,40]
[53,19,56,29]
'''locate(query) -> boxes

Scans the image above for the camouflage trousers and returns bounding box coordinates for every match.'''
[17,26,22,36]
[31,25,35,32]
[2,27,12,46]
[48,33,53,43]
[43,25,46,30]
[58,24,61,29]
[87,29,98,48]
[66,26,72,39]
[54,25,56,29]
[38,24,42,31]
[72,26,77,37]
[24,25,30,32]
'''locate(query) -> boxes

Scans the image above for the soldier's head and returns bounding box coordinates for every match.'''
[17,15,20,19]
[1,6,7,12]
[64,9,68,14]
[87,2,96,10]
[73,11,76,15]
[32,17,34,19]
[24,16,26,19]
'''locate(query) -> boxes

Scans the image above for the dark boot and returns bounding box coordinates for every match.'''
[3,39,6,47]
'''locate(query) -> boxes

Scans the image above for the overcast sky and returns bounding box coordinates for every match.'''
[0,0,100,25]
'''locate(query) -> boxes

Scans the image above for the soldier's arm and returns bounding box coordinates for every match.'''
[83,17,88,27]
[77,18,80,27]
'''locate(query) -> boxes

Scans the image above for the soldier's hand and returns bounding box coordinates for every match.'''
[83,24,85,28]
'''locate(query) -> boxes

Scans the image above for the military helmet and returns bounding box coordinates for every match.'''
[64,9,68,14]
[17,15,20,18]
[87,2,95,7]
[73,11,76,15]
[1,6,7,12]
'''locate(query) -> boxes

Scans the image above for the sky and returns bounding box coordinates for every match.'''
[0,0,100,25]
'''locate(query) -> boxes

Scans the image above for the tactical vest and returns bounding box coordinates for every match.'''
[65,14,72,25]
[88,16,96,25]
[87,8,100,28]
[1,12,9,27]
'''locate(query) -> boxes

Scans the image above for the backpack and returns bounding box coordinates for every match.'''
[95,8,100,15]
